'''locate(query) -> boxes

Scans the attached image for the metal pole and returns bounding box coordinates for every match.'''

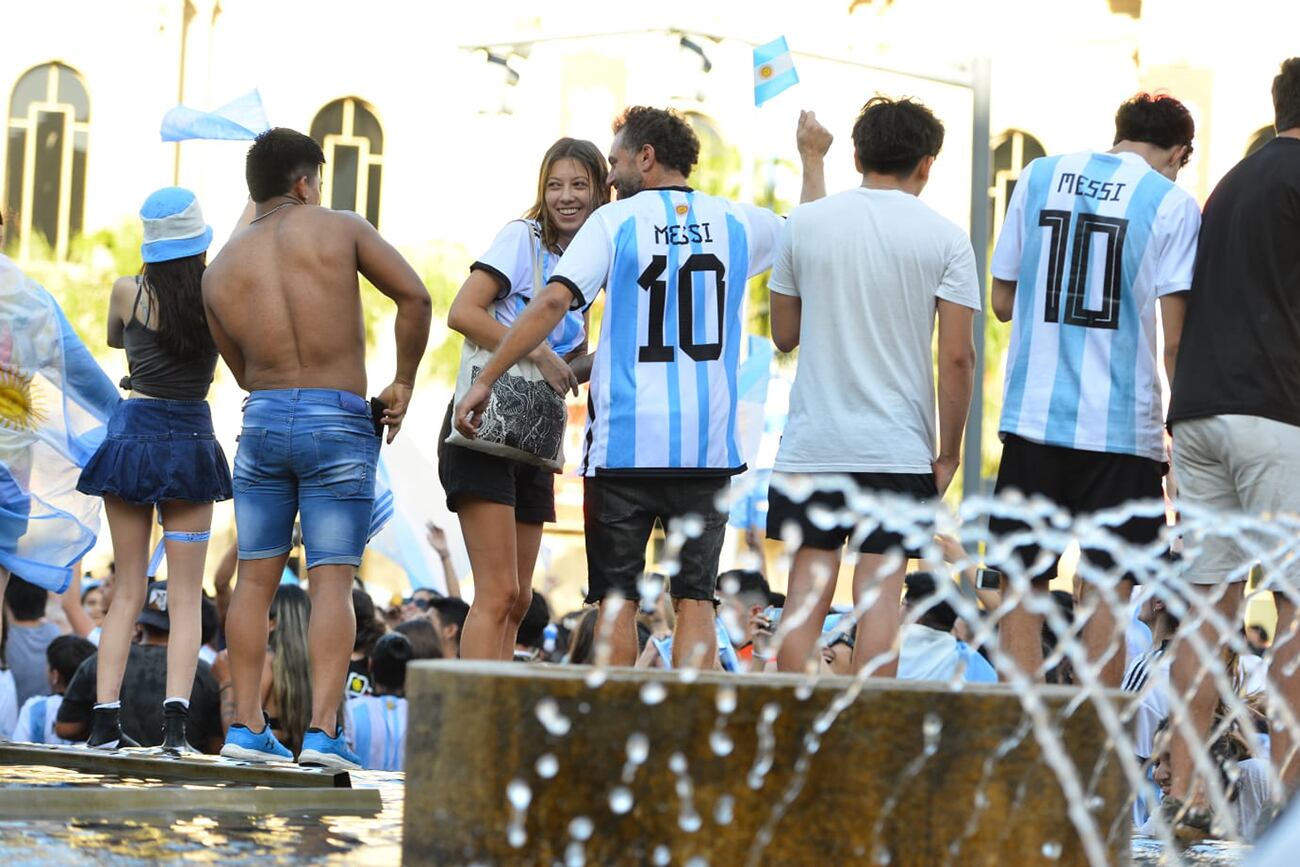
[172,0,196,186]
[962,57,992,502]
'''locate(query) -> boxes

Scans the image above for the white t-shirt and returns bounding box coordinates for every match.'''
[471,219,586,356]
[992,151,1200,461]
[553,187,783,475]
[769,188,982,473]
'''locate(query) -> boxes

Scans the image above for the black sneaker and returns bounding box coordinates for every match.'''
[161,701,198,755]
[87,706,141,750]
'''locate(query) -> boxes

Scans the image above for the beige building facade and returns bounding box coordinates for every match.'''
[3,0,1294,605]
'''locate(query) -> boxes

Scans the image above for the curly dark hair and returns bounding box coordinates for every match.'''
[852,96,945,178]
[245,127,325,202]
[1113,93,1195,166]
[1274,57,1300,133]
[612,106,700,178]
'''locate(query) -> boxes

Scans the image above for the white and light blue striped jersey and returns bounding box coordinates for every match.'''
[992,151,1200,461]
[471,219,586,356]
[11,694,71,744]
[344,694,407,771]
[552,187,783,476]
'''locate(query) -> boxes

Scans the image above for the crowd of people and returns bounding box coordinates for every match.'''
[0,46,1297,848]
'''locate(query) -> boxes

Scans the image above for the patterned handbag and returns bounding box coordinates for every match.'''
[443,224,568,472]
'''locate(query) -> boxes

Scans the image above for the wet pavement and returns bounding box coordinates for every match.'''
[0,764,1252,865]
[0,765,402,865]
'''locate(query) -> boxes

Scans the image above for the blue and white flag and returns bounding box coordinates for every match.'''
[368,438,447,594]
[728,336,776,530]
[161,90,270,142]
[0,255,121,592]
[754,37,799,106]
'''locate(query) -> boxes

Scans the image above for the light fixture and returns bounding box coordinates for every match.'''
[483,50,520,86]
[677,34,713,73]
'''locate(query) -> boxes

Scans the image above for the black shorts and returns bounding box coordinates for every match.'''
[765,471,939,555]
[988,434,1167,582]
[583,475,727,604]
[437,402,555,524]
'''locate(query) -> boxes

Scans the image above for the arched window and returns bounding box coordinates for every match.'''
[4,62,90,260]
[1246,125,1276,156]
[990,129,1046,243]
[309,98,383,228]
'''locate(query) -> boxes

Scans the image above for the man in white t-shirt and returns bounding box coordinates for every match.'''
[766,96,981,676]
[988,93,1199,688]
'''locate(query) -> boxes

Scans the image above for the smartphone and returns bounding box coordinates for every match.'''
[977,568,1002,590]
[369,397,388,438]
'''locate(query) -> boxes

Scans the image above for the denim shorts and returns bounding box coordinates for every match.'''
[233,389,379,569]
[77,398,232,505]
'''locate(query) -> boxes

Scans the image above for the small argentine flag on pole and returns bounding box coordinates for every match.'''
[754,36,799,106]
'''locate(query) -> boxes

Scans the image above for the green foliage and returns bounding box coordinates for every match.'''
[11,219,143,355]
[692,134,742,201]
[365,241,472,385]
[13,219,474,390]
[688,131,796,365]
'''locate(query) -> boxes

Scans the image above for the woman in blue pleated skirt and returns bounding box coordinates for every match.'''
[76,187,230,752]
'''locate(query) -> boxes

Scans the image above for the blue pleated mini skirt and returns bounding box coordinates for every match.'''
[77,398,232,504]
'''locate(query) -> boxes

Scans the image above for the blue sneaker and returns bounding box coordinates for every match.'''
[298,727,362,770]
[220,723,293,763]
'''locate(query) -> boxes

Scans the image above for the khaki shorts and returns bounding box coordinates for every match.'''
[1172,415,1300,585]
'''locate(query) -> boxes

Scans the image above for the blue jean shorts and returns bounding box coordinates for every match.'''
[77,398,232,505]
[233,389,379,569]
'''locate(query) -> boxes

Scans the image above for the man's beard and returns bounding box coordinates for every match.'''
[612,174,643,201]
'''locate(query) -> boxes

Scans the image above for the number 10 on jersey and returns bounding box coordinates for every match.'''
[638,253,728,362]
[1038,209,1129,330]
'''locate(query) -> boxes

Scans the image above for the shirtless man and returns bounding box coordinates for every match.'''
[203,128,430,767]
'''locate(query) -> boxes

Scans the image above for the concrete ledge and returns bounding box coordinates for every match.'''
[0,785,381,817]
[0,742,352,788]
[403,661,1128,866]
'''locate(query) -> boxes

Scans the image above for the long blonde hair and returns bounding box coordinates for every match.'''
[524,138,609,253]
[269,585,313,755]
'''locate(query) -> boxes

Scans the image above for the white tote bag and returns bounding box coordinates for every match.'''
[444,223,567,472]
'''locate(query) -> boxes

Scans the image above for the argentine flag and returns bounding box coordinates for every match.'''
[0,255,121,592]
[161,90,270,142]
[754,37,799,106]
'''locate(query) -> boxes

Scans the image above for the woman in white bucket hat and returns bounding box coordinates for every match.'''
[76,186,229,754]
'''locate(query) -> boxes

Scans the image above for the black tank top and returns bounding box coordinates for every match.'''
[121,278,217,400]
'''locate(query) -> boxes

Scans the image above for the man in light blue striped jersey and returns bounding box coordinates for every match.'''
[988,94,1200,688]
[456,107,829,669]
[345,632,411,771]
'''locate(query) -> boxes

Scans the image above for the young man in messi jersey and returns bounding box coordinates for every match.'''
[456,107,828,668]
[988,94,1199,687]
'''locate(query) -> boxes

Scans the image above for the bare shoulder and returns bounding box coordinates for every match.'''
[110,275,138,308]
[200,251,229,301]
[112,274,138,296]
[307,205,370,233]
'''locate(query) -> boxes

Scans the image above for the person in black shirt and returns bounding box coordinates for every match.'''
[1164,57,1300,835]
[55,581,223,752]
